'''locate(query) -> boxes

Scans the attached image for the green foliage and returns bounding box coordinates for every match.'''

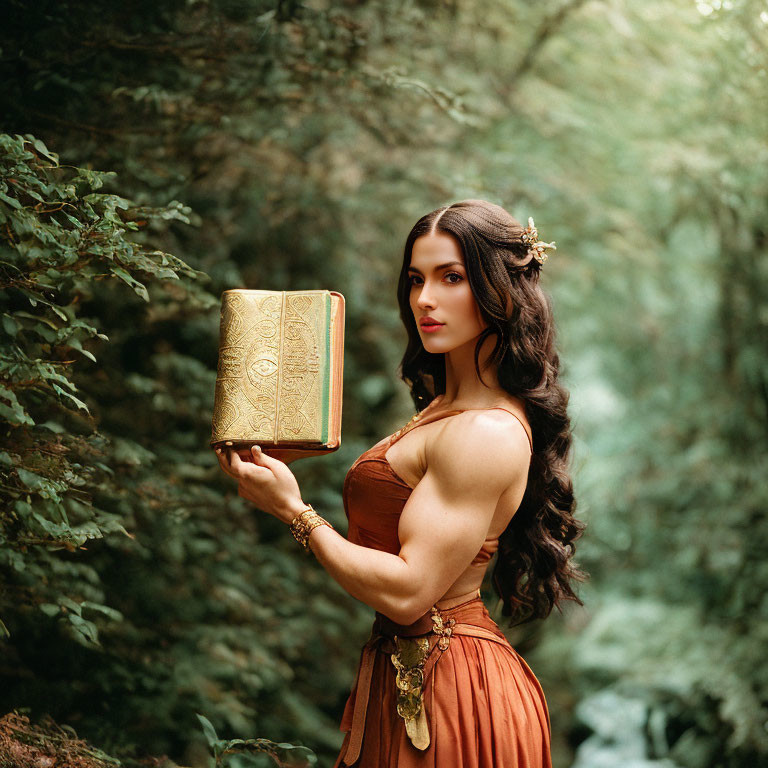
[0,132,364,761]
[0,132,207,648]
[197,713,317,768]
[4,0,433,760]
[509,3,768,765]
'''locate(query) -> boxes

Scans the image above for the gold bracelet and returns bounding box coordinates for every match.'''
[289,503,334,552]
[291,506,333,552]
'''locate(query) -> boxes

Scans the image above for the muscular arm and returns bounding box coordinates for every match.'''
[306,410,530,625]
[306,526,412,622]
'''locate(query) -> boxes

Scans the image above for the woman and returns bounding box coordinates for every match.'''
[215,199,587,767]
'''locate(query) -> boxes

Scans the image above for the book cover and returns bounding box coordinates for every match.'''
[211,289,344,451]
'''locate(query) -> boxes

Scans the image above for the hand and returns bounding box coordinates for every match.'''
[214,443,306,525]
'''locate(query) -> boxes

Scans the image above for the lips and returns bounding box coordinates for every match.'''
[419,318,444,333]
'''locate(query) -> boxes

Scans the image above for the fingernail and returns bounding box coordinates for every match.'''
[225,441,233,446]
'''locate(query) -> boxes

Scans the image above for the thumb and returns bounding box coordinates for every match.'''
[251,444,273,466]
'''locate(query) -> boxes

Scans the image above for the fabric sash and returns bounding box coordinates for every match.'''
[339,595,514,766]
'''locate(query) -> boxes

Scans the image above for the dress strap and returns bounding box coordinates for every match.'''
[390,397,533,453]
[388,407,465,445]
[484,407,533,453]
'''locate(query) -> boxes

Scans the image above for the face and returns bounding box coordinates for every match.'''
[408,232,488,353]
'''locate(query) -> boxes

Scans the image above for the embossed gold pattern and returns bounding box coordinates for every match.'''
[211,289,344,452]
[431,606,457,652]
[381,605,460,752]
[390,636,431,750]
[289,504,335,552]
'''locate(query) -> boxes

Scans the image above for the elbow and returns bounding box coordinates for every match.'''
[378,595,414,626]
[384,606,421,627]
[385,595,430,627]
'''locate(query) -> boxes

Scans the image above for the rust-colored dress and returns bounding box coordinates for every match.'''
[333,404,553,768]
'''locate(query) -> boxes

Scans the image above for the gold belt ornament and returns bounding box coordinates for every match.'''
[388,606,457,750]
[390,635,430,749]
[430,604,457,651]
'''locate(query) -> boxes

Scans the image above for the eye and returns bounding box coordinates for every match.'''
[408,272,464,286]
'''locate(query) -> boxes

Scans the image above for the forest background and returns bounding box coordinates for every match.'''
[1,1,766,767]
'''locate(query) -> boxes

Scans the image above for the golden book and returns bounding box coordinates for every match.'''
[211,289,345,457]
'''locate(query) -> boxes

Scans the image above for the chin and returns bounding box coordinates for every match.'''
[421,331,480,355]
[420,337,453,353]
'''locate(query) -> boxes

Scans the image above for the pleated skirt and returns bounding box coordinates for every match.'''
[333,597,552,768]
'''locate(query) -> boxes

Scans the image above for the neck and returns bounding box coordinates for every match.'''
[441,332,505,407]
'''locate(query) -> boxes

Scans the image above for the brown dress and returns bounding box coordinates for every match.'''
[332,404,553,768]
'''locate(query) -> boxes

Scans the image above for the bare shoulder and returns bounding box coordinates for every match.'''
[425,409,531,496]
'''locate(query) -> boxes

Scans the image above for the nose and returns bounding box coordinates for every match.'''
[415,280,437,310]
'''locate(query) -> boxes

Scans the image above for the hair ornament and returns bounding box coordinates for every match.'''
[521,217,556,266]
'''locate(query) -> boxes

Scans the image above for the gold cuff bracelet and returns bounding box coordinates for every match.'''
[289,504,334,552]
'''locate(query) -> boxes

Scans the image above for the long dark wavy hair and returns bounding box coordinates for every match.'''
[396,199,588,627]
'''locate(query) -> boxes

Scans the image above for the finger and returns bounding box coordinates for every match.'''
[251,444,281,467]
[250,444,279,468]
[229,449,248,475]
[216,446,243,476]
[215,447,237,479]
[230,448,265,478]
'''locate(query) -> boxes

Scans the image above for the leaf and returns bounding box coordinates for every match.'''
[110,266,150,302]
[59,596,82,615]
[2,315,19,336]
[0,399,34,426]
[14,500,31,515]
[38,420,65,433]
[31,511,71,538]
[17,467,45,490]
[216,738,318,767]
[52,383,90,413]
[0,190,21,209]
[71,522,104,541]
[196,713,219,747]
[255,9,276,23]
[25,135,58,164]
[67,613,101,647]
[81,601,124,622]
[68,337,97,363]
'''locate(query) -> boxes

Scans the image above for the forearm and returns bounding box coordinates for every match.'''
[305,523,414,624]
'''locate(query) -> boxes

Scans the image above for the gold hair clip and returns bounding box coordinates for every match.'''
[521,217,556,265]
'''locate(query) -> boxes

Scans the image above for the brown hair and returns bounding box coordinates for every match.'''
[396,199,588,627]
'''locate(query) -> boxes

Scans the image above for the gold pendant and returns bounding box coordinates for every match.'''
[390,636,431,750]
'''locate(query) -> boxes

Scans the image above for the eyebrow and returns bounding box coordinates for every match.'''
[407,261,464,274]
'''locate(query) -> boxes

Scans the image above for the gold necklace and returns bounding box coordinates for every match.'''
[391,410,423,440]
